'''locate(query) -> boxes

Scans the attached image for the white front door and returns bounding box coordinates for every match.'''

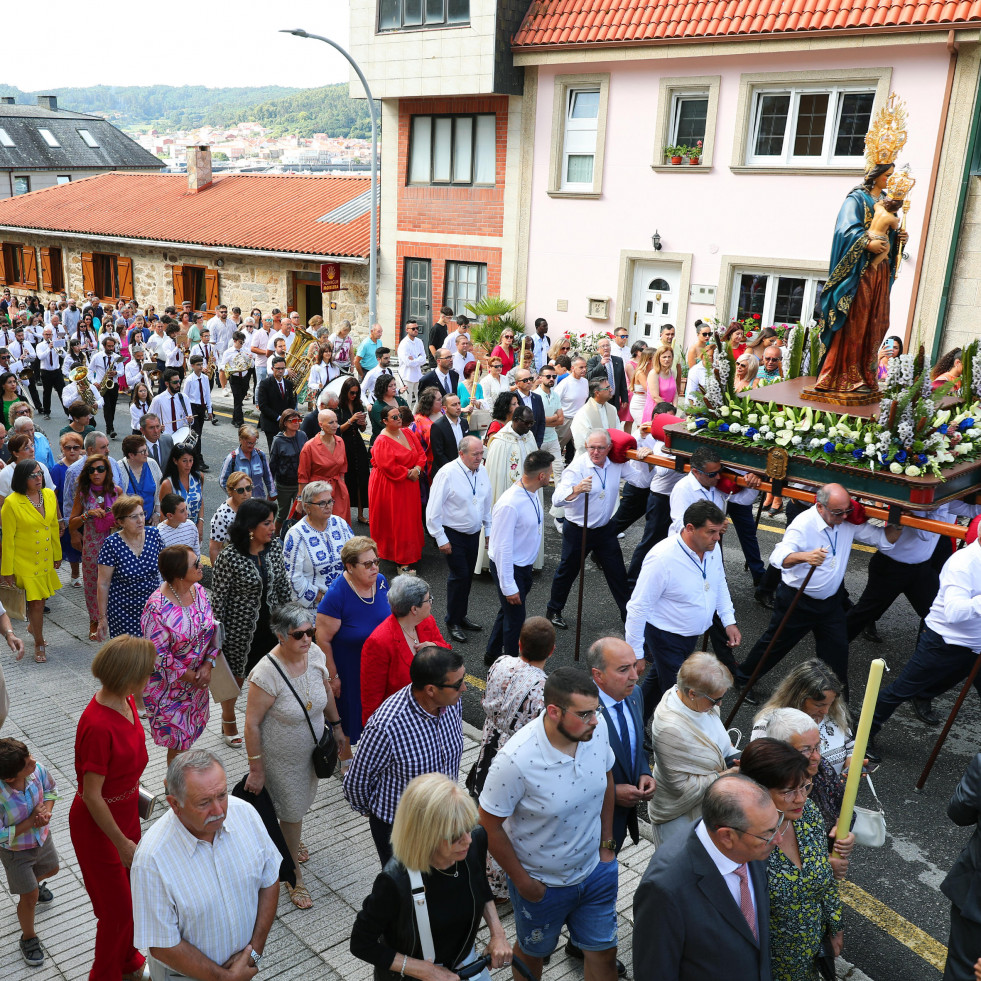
[630,263,681,345]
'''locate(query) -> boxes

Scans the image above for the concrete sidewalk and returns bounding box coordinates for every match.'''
[0,566,871,981]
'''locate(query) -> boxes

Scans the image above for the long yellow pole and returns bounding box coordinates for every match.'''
[836,658,886,841]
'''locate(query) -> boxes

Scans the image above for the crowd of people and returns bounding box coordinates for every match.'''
[1,285,981,981]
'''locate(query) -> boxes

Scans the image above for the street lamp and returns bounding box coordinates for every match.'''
[281,28,378,328]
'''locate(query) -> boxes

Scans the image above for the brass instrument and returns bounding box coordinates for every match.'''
[284,326,318,407]
[175,329,190,369]
[146,367,162,387]
[17,365,33,383]
[205,350,218,381]
[71,365,100,411]
[99,354,122,393]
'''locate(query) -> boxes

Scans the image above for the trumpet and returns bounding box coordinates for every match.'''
[100,354,123,393]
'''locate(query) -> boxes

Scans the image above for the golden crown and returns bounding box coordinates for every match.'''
[865,92,908,171]
[885,164,915,201]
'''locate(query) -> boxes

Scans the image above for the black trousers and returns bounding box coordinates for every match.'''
[547,519,629,621]
[487,560,533,659]
[726,501,765,584]
[944,902,981,981]
[735,582,850,692]
[757,498,810,594]
[626,492,671,587]
[22,365,41,411]
[612,483,649,535]
[229,374,250,426]
[40,368,64,415]
[188,402,207,470]
[368,813,393,867]
[846,551,939,642]
[101,386,118,434]
[443,526,479,628]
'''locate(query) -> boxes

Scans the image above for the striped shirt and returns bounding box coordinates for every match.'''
[343,685,464,824]
[0,762,57,851]
[157,519,201,557]
[131,797,280,964]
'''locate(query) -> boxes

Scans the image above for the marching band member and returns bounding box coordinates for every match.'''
[88,337,122,439]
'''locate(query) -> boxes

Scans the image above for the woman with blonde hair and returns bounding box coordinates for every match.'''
[208,470,253,563]
[734,353,760,394]
[644,344,678,418]
[649,651,740,846]
[351,773,510,981]
[629,344,655,426]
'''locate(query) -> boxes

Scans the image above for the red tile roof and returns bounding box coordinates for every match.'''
[513,0,981,48]
[0,172,371,260]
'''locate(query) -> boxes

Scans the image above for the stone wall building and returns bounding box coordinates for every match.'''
[0,147,371,329]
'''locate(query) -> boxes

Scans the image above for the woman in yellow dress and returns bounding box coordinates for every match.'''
[0,459,62,662]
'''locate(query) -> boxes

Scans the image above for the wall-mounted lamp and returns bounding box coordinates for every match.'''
[216,258,225,268]
[651,231,662,252]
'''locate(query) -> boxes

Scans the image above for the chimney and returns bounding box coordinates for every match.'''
[0,97,14,105]
[36,95,57,111]
[186,145,213,193]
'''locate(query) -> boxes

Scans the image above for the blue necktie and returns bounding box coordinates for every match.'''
[613,701,633,772]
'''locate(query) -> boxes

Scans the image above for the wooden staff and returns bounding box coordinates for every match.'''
[837,658,887,837]
[915,652,981,792]
[467,359,482,415]
[573,491,589,663]
[724,565,817,728]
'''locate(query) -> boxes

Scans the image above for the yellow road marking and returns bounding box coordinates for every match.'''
[840,880,947,972]
[757,522,875,553]
[466,673,486,691]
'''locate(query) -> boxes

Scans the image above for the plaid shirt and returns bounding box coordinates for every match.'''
[0,762,57,851]
[343,685,464,824]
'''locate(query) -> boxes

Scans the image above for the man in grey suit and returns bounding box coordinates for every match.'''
[633,775,781,981]
[140,412,174,471]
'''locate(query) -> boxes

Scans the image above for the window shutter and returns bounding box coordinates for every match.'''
[81,252,95,295]
[117,257,134,301]
[21,247,37,289]
[39,247,52,291]
[0,247,7,286]
[204,268,219,313]
[172,265,185,306]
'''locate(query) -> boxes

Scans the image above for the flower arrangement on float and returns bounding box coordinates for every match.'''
[685,339,981,479]
[563,329,614,359]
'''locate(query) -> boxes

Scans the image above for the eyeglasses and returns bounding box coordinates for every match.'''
[777,782,813,801]
[435,677,466,691]
[87,465,107,474]
[123,512,144,520]
[822,505,852,517]
[288,628,316,640]
[355,558,380,569]
[561,707,599,722]
[307,499,334,509]
[694,467,722,479]
[29,470,43,479]
[763,356,781,363]
[692,690,726,706]
[731,814,788,846]
[796,743,822,757]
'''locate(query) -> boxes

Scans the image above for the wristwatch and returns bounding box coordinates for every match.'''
[600,839,617,852]
[250,950,262,970]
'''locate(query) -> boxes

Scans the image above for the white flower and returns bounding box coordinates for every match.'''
[791,435,802,446]
[773,416,786,429]
[729,423,742,434]
[747,413,759,425]
[718,407,730,417]
[686,420,697,431]
[956,442,974,456]
[812,423,825,434]
[865,446,877,458]
[889,462,904,474]
[905,465,922,477]
[809,438,822,449]
[752,433,762,442]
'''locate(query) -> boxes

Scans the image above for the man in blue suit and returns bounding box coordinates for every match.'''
[587,637,655,851]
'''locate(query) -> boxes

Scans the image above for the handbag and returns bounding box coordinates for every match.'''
[138,785,157,821]
[0,583,27,622]
[206,621,241,703]
[852,773,887,847]
[265,653,338,779]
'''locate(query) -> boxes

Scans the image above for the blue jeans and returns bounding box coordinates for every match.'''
[508,857,618,956]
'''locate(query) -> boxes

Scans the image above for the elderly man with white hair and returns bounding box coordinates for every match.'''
[545,429,649,631]
[11,413,55,470]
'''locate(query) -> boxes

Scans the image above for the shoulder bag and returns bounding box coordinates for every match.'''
[205,620,241,704]
[852,772,887,847]
[407,868,437,963]
[265,653,337,779]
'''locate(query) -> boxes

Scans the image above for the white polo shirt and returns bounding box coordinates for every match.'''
[480,713,614,887]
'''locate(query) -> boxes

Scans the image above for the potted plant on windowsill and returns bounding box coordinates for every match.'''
[688,140,703,165]
[664,145,684,165]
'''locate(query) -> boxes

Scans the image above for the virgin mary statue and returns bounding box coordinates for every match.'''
[806,94,911,405]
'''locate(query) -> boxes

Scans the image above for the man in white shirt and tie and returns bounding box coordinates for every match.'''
[486,449,554,664]
[183,355,213,471]
[396,320,426,407]
[36,325,65,419]
[87,336,122,438]
[546,429,649,631]
[734,483,901,700]
[149,370,194,437]
[626,499,740,720]
[426,436,493,644]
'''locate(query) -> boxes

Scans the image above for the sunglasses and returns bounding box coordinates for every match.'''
[355,558,380,569]
[87,465,107,474]
[288,628,316,640]
[436,677,466,691]
[233,486,253,495]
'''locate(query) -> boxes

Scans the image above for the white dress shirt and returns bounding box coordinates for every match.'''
[88,351,119,386]
[598,686,637,761]
[668,471,757,535]
[190,341,217,366]
[453,351,476,376]
[925,539,981,651]
[433,368,456,395]
[770,506,893,600]
[219,346,253,375]
[557,455,622,527]
[426,459,493,546]
[361,365,393,405]
[623,433,657,490]
[149,390,193,434]
[35,340,63,371]
[397,336,426,382]
[648,438,685,496]
[250,328,269,367]
[533,334,551,370]
[685,362,708,404]
[625,532,736,658]
[883,502,981,565]
[487,480,545,596]
[125,360,152,390]
[162,336,183,369]
[183,370,213,411]
[695,820,758,920]
[61,381,104,411]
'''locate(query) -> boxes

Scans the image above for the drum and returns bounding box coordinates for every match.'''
[172,425,200,451]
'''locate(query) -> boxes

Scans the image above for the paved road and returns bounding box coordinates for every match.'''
[22,384,974,980]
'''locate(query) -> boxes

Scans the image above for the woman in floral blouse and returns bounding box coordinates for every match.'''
[140,545,217,765]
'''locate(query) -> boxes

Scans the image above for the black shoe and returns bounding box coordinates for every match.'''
[564,942,626,978]
[862,622,883,644]
[108,431,117,439]
[754,590,775,610]
[42,412,50,419]
[548,612,568,630]
[741,686,760,706]
[211,418,219,425]
[461,617,483,631]
[449,625,468,643]
[199,463,211,473]
[484,651,501,668]
[865,736,881,764]
[37,882,53,905]
[43,605,50,613]
[911,697,941,726]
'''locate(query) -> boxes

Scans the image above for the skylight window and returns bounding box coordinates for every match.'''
[38,128,60,147]
[78,129,99,148]
[0,129,13,148]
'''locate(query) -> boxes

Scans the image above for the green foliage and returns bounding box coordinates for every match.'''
[962,339,978,403]
[809,327,822,377]
[786,323,806,380]
[465,296,525,350]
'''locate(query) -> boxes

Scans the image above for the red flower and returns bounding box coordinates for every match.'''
[605,332,614,338]
[753,313,761,319]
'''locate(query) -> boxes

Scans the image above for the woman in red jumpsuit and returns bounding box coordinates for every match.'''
[69,635,157,981]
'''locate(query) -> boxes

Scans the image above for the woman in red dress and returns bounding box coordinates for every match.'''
[369,403,427,575]
[69,635,157,981]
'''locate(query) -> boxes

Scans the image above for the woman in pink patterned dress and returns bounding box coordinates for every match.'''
[140,545,217,764]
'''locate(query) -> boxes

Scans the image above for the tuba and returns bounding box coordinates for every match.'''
[72,365,100,411]
[284,326,318,408]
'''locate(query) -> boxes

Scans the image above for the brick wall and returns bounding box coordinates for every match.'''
[397,96,509,237]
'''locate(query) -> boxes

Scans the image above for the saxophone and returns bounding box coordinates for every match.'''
[205,350,218,381]
[99,354,121,393]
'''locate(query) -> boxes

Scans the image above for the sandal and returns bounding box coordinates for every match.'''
[89,620,98,641]
[284,882,313,909]
[397,565,417,576]
[297,841,309,864]
[34,645,46,663]
[221,719,243,748]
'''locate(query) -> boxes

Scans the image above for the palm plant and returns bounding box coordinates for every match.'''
[465,296,525,352]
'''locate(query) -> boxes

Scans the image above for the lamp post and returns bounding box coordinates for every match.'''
[281,28,378,327]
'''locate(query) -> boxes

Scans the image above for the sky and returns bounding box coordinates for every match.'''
[4,0,351,90]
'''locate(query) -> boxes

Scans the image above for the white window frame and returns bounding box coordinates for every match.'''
[407,113,496,187]
[38,128,60,148]
[561,87,600,192]
[444,261,487,315]
[746,84,874,167]
[669,90,710,149]
[77,129,99,148]
[548,73,610,198]
[0,128,13,148]
[728,265,826,327]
